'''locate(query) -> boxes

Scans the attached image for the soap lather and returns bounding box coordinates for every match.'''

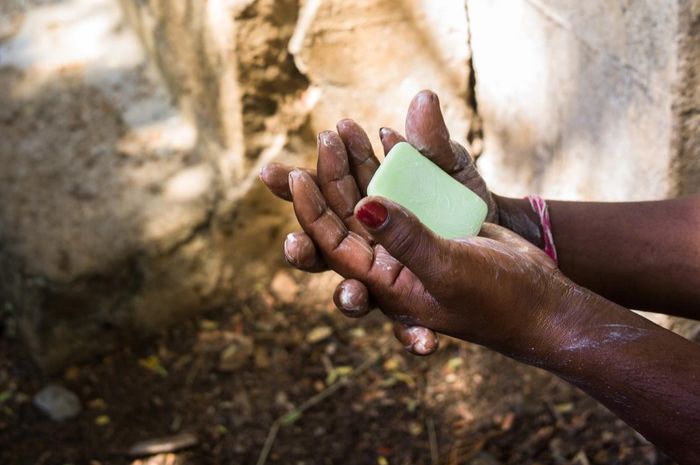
[366,142,487,239]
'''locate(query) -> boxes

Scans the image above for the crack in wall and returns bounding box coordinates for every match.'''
[464,0,484,158]
[522,0,662,103]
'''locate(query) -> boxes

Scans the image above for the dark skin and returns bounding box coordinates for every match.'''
[262,91,700,345]
[260,91,700,464]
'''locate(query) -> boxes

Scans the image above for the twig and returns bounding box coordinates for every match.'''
[184,355,203,388]
[256,345,390,465]
[427,417,438,465]
[256,422,280,465]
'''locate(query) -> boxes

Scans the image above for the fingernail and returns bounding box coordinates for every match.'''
[318,131,332,147]
[356,200,388,229]
[288,169,300,189]
[259,163,269,180]
[336,119,352,131]
[416,89,438,105]
[283,233,299,266]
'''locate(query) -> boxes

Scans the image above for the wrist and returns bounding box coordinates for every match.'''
[492,272,584,365]
[493,194,544,249]
[532,278,658,374]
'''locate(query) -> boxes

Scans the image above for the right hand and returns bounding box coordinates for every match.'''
[260,91,497,354]
[286,169,573,363]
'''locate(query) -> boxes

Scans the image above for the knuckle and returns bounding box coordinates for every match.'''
[387,221,420,262]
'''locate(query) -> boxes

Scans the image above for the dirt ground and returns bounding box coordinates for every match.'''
[0,270,676,465]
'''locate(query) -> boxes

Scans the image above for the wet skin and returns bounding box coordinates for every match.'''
[260,91,700,464]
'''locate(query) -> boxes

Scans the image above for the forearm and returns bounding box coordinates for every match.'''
[496,194,700,318]
[537,288,700,464]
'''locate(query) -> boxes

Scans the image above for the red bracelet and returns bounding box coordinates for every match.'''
[526,195,558,264]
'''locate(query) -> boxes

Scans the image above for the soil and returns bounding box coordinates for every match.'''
[0,271,676,465]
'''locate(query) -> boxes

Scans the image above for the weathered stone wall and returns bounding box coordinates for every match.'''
[0,0,304,370]
[1,0,698,369]
[469,0,700,200]
[290,0,475,155]
[0,0,474,370]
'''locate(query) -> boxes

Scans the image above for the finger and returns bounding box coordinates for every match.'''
[379,127,407,156]
[316,131,370,240]
[392,322,439,355]
[284,231,328,272]
[290,169,433,323]
[478,223,557,270]
[354,196,453,289]
[405,90,474,181]
[289,169,375,278]
[333,279,371,318]
[260,162,317,201]
[336,119,380,196]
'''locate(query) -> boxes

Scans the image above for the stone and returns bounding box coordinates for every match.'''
[269,270,300,304]
[470,452,502,465]
[291,0,475,157]
[33,384,82,421]
[127,433,198,457]
[468,0,700,200]
[254,347,271,369]
[218,335,254,372]
[306,325,333,344]
[0,0,302,371]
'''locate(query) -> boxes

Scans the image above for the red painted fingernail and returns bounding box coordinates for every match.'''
[356,201,388,229]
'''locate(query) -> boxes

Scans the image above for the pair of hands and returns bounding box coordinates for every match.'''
[261,91,575,361]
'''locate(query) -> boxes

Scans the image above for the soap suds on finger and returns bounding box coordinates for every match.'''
[339,287,362,311]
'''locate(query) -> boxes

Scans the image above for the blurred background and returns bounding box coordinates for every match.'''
[0,0,698,464]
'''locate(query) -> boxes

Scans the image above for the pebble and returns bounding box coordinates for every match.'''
[270,270,299,304]
[306,326,333,344]
[127,432,198,457]
[33,384,82,421]
[470,452,502,465]
[218,334,254,372]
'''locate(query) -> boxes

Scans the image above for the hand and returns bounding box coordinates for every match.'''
[260,90,497,354]
[287,168,573,360]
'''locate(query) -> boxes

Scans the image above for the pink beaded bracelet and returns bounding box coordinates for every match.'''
[526,195,558,264]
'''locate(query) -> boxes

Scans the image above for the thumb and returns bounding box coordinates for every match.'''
[354,196,451,286]
[405,90,471,174]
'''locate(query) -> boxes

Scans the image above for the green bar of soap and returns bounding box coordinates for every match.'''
[367,142,487,239]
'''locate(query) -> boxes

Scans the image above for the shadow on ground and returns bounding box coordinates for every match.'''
[0,270,674,465]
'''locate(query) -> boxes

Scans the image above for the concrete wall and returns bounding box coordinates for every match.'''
[469,0,700,200]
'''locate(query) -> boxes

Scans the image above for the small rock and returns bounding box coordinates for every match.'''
[254,347,270,369]
[306,325,333,344]
[88,398,107,410]
[195,330,237,353]
[270,271,299,304]
[218,334,254,372]
[127,432,198,457]
[33,384,82,421]
[470,452,502,465]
